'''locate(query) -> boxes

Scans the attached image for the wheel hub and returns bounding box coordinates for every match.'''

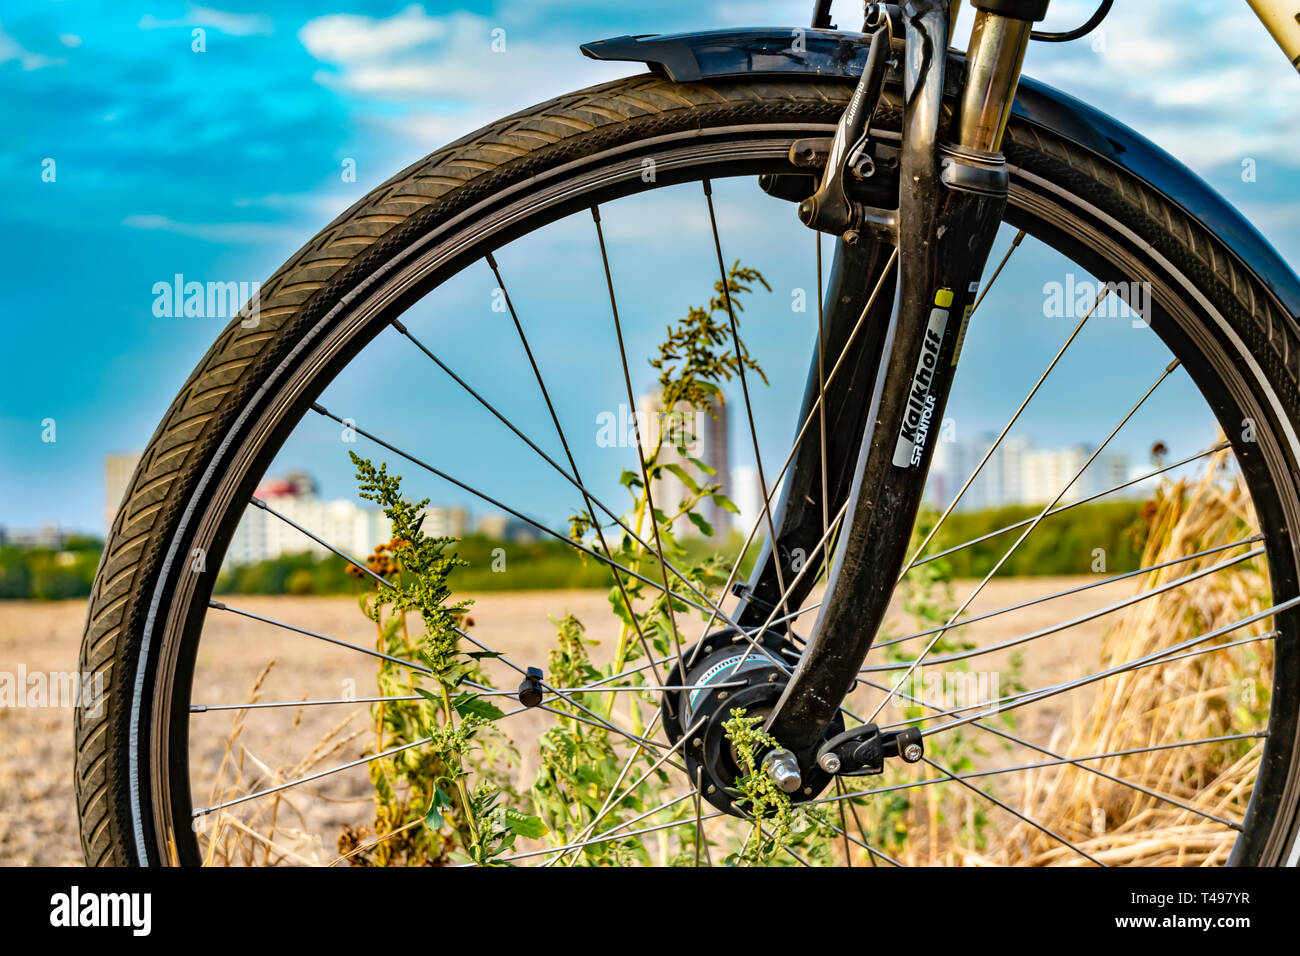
[660,630,844,816]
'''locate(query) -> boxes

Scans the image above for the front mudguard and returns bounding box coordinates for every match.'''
[582,28,1300,320]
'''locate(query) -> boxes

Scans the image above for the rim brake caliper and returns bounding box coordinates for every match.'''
[797,3,901,245]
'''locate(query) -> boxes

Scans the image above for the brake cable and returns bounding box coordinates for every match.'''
[812,0,1114,42]
[1030,0,1114,42]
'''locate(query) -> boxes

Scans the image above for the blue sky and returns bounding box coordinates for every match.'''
[2,1,1298,535]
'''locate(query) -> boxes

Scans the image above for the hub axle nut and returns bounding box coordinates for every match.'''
[762,748,803,794]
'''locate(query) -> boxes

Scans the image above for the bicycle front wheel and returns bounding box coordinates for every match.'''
[77,70,1300,866]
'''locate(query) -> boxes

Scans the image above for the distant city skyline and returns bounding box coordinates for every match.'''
[85,428,1143,569]
[926,433,1132,512]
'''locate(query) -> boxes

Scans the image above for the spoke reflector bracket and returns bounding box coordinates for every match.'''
[518,667,545,708]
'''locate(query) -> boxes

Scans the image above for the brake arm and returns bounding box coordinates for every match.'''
[797,4,899,240]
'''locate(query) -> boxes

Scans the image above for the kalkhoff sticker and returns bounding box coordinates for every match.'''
[893,289,951,469]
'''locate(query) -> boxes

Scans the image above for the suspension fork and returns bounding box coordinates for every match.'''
[733,235,897,628]
[764,0,1044,763]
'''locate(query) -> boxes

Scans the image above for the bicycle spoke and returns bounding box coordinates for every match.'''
[694,766,708,867]
[855,673,1244,829]
[875,535,1263,650]
[591,204,690,698]
[249,496,391,590]
[914,597,1295,739]
[866,359,1182,721]
[920,756,1106,866]
[193,694,424,712]
[910,440,1229,571]
[838,779,880,866]
[308,402,723,618]
[535,703,674,755]
[212,557,672,772]
[824,816,903,866]
[197,726,473,817]
[547,708,673,866]
[484,250,666,686]
[968,228,1025,315]
[812,732,1269,809]
[901,278,1107,577]
[881,629,1277,733]
[550,714,700,865]
[863,544,1264,671]
[209,600,431,674]
[834,781,852,866]
[503,801,718,865]
[703,179,791,617]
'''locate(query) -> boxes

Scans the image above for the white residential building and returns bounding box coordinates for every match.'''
[105,452,143,528]
[925,434,1129,510]
[637,391,731,537]
[225,492,393,565]
[222,471,467,565]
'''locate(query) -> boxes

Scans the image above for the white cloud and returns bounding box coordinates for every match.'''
[1023,0,1300,170]
[0,22,64,70]
[138,5,272,37]
[123,213,300,244]
[298,4,447,62]
[299,5,629,148]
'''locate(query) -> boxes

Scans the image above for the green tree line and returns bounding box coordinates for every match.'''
[0,499,1147,601]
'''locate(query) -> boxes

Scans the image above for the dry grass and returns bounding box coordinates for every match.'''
[980,448,1272,866]
[0,506,1272,866]
[195,660,366,867]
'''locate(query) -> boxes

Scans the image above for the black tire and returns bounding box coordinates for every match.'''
[76,70,1300,865]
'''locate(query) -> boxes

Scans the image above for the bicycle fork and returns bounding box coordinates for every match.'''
[763,0,1042,766]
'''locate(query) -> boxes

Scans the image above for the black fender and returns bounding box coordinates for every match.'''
[582,28,1300,319]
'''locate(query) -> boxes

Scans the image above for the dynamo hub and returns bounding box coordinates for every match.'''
[660,630,845,816]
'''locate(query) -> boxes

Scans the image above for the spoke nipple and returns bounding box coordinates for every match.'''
[517,666,545,708]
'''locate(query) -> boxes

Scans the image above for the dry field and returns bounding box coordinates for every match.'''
[0,577,1122,866]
